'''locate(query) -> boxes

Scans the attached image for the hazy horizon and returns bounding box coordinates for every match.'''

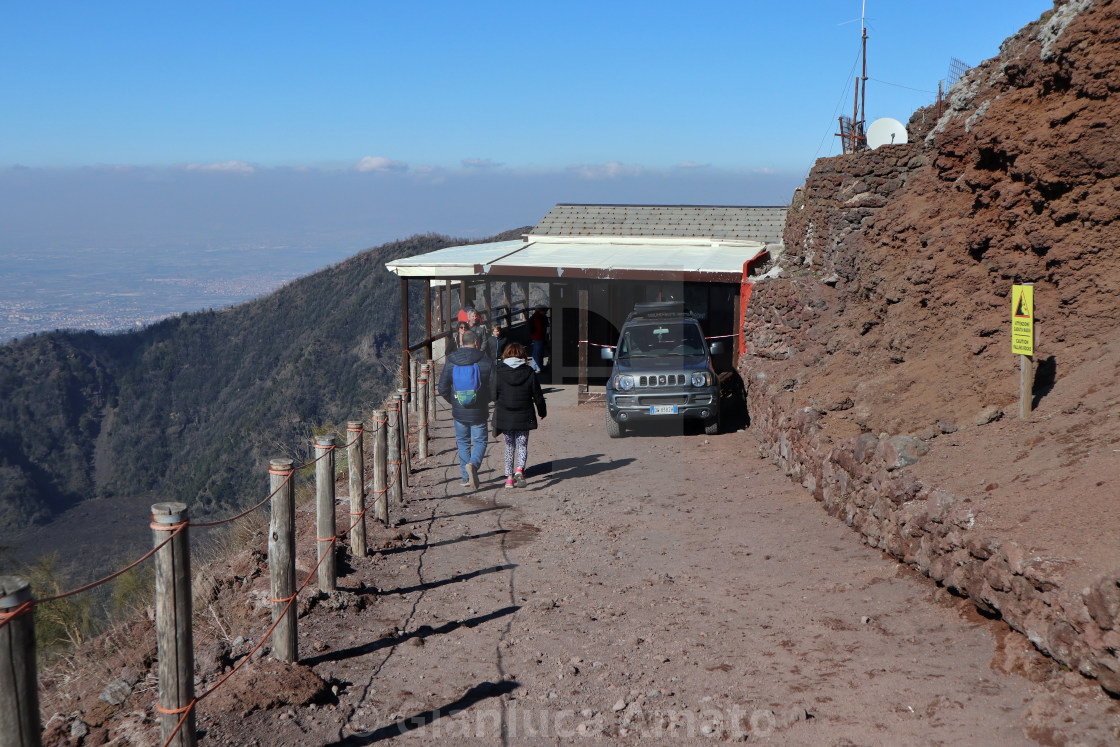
[0,164,802,339]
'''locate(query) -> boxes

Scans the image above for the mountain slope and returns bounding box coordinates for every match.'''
[0,229,526,548]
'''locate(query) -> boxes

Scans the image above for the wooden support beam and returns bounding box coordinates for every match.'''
[400,276,410,395]
[424,279,433,362]
[578,285,589,399]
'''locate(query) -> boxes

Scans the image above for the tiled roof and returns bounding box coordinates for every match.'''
[530,204,787,244]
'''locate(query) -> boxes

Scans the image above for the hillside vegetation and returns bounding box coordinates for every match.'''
[0,229,526,548]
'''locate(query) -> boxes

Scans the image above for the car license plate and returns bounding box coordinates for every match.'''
[650,405,678,415]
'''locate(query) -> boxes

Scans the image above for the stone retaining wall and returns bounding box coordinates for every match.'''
[744,372,1120,696]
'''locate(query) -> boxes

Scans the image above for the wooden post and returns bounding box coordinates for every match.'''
[410,359,420,412]
[268,458,297,663]
[424,279,433,363]
[386,398,403,506]
[417,376,429,460]
[1021,322,1040,419]
[371,410,389,524]
[398,388,412,486]
[426,363,438,422]
[151,502,196,747]
[401,276,411,398]
[313,436,336,592]
[578,285,589,399]
[502,282,512,324]
[480,280,492,320]
[346,421,367,557]
[0,576,41,747]
[458,280,467,316]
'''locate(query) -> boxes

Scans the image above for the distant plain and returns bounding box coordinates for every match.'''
[0,242,355,339]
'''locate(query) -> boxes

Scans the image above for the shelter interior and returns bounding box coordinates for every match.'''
[386,203,787,395]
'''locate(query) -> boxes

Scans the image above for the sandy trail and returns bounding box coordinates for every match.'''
[222,385,1114,745]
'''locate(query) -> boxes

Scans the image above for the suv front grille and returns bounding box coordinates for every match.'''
[638,373,686,387]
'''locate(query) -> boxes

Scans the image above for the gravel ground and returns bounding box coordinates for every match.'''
[202,385,1118,746]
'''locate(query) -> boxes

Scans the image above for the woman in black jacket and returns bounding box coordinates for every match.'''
[493,342,546,487]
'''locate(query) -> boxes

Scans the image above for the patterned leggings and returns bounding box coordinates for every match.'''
[503,431,529,476]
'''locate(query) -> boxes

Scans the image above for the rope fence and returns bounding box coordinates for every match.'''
[0,366,442,747]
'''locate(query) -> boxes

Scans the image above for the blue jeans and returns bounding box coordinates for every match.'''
[453,420,488,480]
[531,339,546,370]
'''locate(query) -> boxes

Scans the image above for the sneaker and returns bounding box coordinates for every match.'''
[460,478,470,487]
[504,477,515,489]
[466,463,479,490]
[513,470,526,488]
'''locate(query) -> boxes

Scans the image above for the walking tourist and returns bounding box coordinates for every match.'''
[493,342,547,488]
[438,330,494,490]
[529,307,549,372]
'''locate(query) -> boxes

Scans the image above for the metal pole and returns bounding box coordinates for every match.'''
[0,576,41,747]
[424,279,433,363]
[314,436,336,592]
[151,502,196,747]
[578,285,589,399]
[268,458,297,663]
[401,276,410,397]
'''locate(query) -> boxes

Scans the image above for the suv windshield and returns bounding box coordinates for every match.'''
[618,322,706,358]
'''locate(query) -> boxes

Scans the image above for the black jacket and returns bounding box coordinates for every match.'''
[493,360,546,432]
[438,346,493,425]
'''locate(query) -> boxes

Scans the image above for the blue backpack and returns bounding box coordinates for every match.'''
[452,362,482,406]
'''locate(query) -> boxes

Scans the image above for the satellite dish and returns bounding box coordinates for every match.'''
[866,117,909,149]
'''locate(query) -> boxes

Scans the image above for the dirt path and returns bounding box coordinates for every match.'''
[220,386,1116,745]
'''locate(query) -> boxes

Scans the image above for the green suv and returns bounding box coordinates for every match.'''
[603,302,725,438]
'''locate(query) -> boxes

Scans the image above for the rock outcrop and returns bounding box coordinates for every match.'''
[742,0,1120,694]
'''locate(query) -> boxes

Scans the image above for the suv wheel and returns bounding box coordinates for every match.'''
[606,409,625,438]
[703,407,721,436]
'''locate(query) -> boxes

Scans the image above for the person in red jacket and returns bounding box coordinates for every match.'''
[529,307,549,371]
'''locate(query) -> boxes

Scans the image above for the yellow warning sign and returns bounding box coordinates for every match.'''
[1011,284,1034,356]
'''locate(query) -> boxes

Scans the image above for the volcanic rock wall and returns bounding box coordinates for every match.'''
[740,0,1120,694]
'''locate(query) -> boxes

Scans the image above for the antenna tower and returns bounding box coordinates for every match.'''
[836,2,869,154]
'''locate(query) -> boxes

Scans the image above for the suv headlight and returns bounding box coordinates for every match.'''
[615,375,635,391]
[690,371,710,387]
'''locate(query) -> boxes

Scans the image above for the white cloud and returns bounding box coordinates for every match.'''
[461,157,501,169]
[676,161,711,169]
[355,156,408,173]
[181,160,256,174]
[567,161,643,180]
[752,167,776,175]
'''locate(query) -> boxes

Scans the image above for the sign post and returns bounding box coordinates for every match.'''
[1012,283,1034,418]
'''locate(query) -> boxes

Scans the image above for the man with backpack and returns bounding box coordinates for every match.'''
[437,329,494,490]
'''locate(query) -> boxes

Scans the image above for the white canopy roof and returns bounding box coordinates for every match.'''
[385,235,769,283]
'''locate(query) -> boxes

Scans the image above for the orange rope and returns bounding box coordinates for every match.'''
[0,600,33,627]
[194,472,293,528]
[34,523,186,607]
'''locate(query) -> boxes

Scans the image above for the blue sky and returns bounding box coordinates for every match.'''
[1,1,1054,251]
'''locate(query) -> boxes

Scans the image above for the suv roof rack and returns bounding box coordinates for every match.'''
[627,301,695,321]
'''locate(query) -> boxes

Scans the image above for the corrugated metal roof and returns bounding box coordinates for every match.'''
[530,204,787,244]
